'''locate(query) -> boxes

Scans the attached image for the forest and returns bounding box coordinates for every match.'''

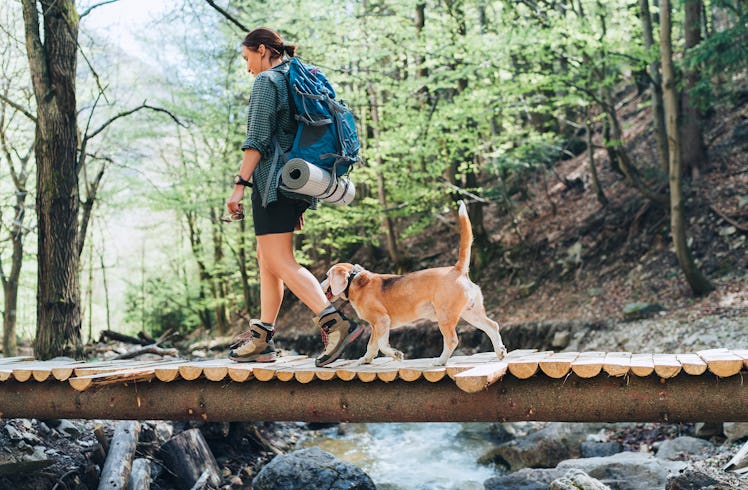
[1,0,747,360]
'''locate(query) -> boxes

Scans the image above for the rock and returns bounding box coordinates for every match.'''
[252,447,375,490]
[556,451,687,490]
[154,421,174,443]
[56,420,81,437]
[724,422,748,442]
[484,468,566,490]
[581,441,622,458]
[550,468,611,490]
[487,423,604,470]
[622,303,665,321]
[656,437,712,460]
[665,469,730,490]
[5,425,23,441]
[552,330,572,349]
[693,422,724,439]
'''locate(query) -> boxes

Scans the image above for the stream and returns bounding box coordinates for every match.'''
[301,422,502,489]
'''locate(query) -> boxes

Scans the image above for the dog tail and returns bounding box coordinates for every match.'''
[454,201,473,275]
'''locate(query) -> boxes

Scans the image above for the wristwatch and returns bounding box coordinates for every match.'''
[233,175,252,187]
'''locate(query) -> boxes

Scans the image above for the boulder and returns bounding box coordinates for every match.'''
[693,422,723,439]
[484,468,566,490]
[252,447,375,490]
[486,423,604,470]
[724,422,748,442]
[622,303,665,321]
[556,451,687,490]
[550,468,611,490]
[655,437,712,460]
[665,469,731,490]
[581,442,622,459]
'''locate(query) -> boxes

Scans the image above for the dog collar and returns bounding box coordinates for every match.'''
[343,265,364,299]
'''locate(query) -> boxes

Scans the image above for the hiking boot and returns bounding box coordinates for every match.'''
[228,320,277,363]
[314,309,364,367]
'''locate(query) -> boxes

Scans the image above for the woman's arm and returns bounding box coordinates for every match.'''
[226,148,261,214]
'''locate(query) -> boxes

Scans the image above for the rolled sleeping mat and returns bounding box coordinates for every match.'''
[280,158,356,206]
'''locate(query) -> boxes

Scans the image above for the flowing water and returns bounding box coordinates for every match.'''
[301,422,502,489]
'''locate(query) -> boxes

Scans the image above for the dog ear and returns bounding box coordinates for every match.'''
[329,267,350,297]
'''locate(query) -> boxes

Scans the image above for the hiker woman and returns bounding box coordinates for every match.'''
[225,27,362,367]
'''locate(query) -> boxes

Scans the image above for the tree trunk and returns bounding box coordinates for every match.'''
[237,218,255,311]
[98,421,141,490]
[585,119,608,207]
[660,0,714,296]
[638,0,670,174]
[2,176,28,356]
[681,0,707,180]
[211,210,229,333]
[367,85,402,269]
[22,0,83,360]
[186,212,213,329]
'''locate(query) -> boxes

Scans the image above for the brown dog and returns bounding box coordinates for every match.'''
[320,202,507,366]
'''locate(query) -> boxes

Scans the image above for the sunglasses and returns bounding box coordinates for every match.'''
[219,211,245,223]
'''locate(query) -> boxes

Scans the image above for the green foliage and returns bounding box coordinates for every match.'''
[6,0,736,335]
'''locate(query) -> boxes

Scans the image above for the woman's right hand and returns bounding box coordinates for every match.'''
[227,186,245,215]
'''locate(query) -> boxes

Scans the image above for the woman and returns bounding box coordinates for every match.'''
[226,27,362,367]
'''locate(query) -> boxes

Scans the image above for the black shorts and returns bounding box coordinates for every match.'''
[251,187,309,236]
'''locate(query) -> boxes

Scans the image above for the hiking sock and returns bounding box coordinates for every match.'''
[316,305,336,318]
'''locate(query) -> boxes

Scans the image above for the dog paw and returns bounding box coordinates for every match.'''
[392,351,404,361]
[431,358,447,366]
[496,347,508,360]
[357,357,373,365]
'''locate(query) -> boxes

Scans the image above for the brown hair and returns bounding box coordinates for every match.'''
[242,27,296,59]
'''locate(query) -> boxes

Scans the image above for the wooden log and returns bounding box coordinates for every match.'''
[355,357,399,383]
[153,361,190,382]
[571,352,606,379]
[723,440,748,471]
[733,349,748,368]
[653,354,682,378]
[507,351,553,379]
[226,364,256,382]
[539,352,579,379]
[128,458,151,490]
[630,353,655,377]
[249,356,308,382]
[98,421,141,490]
[112,345,179,360]
[697,349,744,377]
[160,429,221,489]
[676,353,708,375]
[603,352,632,377]
[454,361,509,393]
[69,367,156,392]
[100,330,152,346]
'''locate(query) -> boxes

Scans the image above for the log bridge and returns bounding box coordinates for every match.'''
[0,349,746,423]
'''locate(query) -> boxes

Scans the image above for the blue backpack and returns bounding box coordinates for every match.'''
[284,57,360,177]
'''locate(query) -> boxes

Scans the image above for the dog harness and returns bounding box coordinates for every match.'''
[342,264,364,300]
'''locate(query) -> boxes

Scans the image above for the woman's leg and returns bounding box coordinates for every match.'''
[256,232,329,319]
[256,242,285,324]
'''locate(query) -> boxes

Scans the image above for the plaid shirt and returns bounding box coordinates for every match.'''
[241,61,315,208]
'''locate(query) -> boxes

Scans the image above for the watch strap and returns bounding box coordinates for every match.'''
[234,175,253,187]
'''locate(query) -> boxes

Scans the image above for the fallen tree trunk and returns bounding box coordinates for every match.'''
[161,428,221,488]
[127,458,151,490]
[100,330,152,346]
[111,344,179,360]
[98,421,141,490]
